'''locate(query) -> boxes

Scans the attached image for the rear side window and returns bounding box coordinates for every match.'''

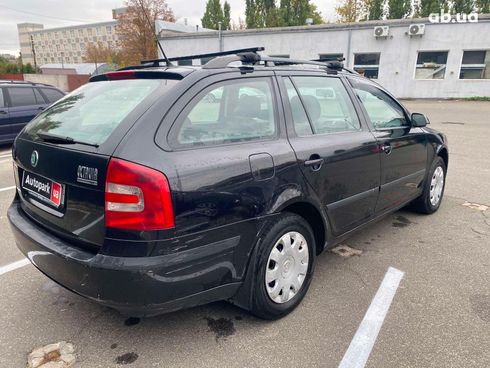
[0,89,4,108]
[33,88,45,104]
[25,79,172,146]
[288,76,360,135]
[169,78,276,148]
[40,88,64,103]
[8,87,37,107]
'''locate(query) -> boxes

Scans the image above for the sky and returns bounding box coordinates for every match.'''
[0,0,338,55]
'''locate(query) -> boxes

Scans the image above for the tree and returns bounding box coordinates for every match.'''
[476,0,490,12]
[387,0,411,18]
[116,0,175,66]
[280,0,323,26]
[246,0,323,28]
[419,0,449,16]
[223,2,231,29]
[84,42,122,66]
[366,0,385,19]
[452,0,475,13]
[336,0,363,22]
[201,0,224,30]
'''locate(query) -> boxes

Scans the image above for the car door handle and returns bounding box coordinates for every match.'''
[0,110,7,115]
[38,107,45,111]
[381,143,392,155]
[304,158,324,169]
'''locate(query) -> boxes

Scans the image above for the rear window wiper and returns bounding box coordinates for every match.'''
[37,131,99,148]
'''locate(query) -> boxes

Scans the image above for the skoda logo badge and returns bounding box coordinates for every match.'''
[31,150,39,167]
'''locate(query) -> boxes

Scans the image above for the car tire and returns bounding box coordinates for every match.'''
[249,213,315,320]
[411,156,446,214]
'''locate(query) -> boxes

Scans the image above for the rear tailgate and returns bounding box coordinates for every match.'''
[14,140,108,248]
[12,77,180,249]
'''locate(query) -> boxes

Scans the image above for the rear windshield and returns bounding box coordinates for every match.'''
[24,79,175,145]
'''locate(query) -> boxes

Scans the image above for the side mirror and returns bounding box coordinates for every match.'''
[411,113,429,127]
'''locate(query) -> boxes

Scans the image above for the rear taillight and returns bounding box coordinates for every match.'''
[105,158,174,230]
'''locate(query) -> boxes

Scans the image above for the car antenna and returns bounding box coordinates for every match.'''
[136,0,172,67]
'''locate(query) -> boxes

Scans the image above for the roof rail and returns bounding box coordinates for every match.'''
[141,47,265,66]
[203,54,352,75]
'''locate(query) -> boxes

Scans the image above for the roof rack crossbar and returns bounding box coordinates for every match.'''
[204,54,348,74]
[141,47,265,65]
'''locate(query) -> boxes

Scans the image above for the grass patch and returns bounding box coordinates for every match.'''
[463,96,490,101]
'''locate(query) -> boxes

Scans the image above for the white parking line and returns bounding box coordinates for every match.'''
[338,267,404,368]
[0,186,16,193]
[0,154,11,159]
[0,258,31,276]
[0,159,12,164]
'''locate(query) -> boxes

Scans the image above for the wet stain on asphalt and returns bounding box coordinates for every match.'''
[124,317,141,326]
[235,315,243,321]
[470,294,490,322]
[115,352,138,365]
[393,215,412,228]
[110,343,118,349]
[364,241,371,245]
[204,317,236,341]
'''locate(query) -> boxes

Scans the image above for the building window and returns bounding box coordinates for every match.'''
[319,53,343,62]
[415,51,448,80]
[106,26,112,34]
[459,50,490,79]
[354,53,380,79]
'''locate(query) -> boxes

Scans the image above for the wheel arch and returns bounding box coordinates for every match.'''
[437,146,449,169]
[279,200,329,255]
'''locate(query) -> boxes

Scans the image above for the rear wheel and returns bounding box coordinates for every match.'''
[250,213,315,320]
[411,156,446,214]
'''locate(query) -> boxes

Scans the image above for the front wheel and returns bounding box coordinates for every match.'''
[411,156,446,214]
[250,213,315,320]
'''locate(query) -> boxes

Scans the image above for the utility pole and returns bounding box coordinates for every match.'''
[218,22,223,52]
[30,35,37,70]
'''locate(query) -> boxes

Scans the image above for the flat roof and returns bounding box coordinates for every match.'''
[24,21,117,34]
[158,15,490,40]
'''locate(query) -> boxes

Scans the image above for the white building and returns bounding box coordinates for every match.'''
[157,16,490,98]
[17,21,119,67]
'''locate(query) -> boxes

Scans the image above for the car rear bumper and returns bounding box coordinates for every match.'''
[7,200,241,317]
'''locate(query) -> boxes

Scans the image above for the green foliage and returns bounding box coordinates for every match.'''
[452,0,475,13]
[476,0,490,12]
[0,56,36,74]
[463,96,490,101]
[419,0,450,16]
[387,0,411,18]
[223,1,231,29]
[246,0,323,28]
[368,0,385,19]
[201,0,225,30]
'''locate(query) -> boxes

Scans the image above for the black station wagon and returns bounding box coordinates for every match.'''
[8,49,448,319]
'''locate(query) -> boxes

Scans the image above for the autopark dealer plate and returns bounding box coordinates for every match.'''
[22,170,64,208]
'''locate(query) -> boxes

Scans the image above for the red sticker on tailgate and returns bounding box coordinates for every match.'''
[50,182,62,207]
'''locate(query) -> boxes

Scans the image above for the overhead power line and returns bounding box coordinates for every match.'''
[0,3,98,23]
